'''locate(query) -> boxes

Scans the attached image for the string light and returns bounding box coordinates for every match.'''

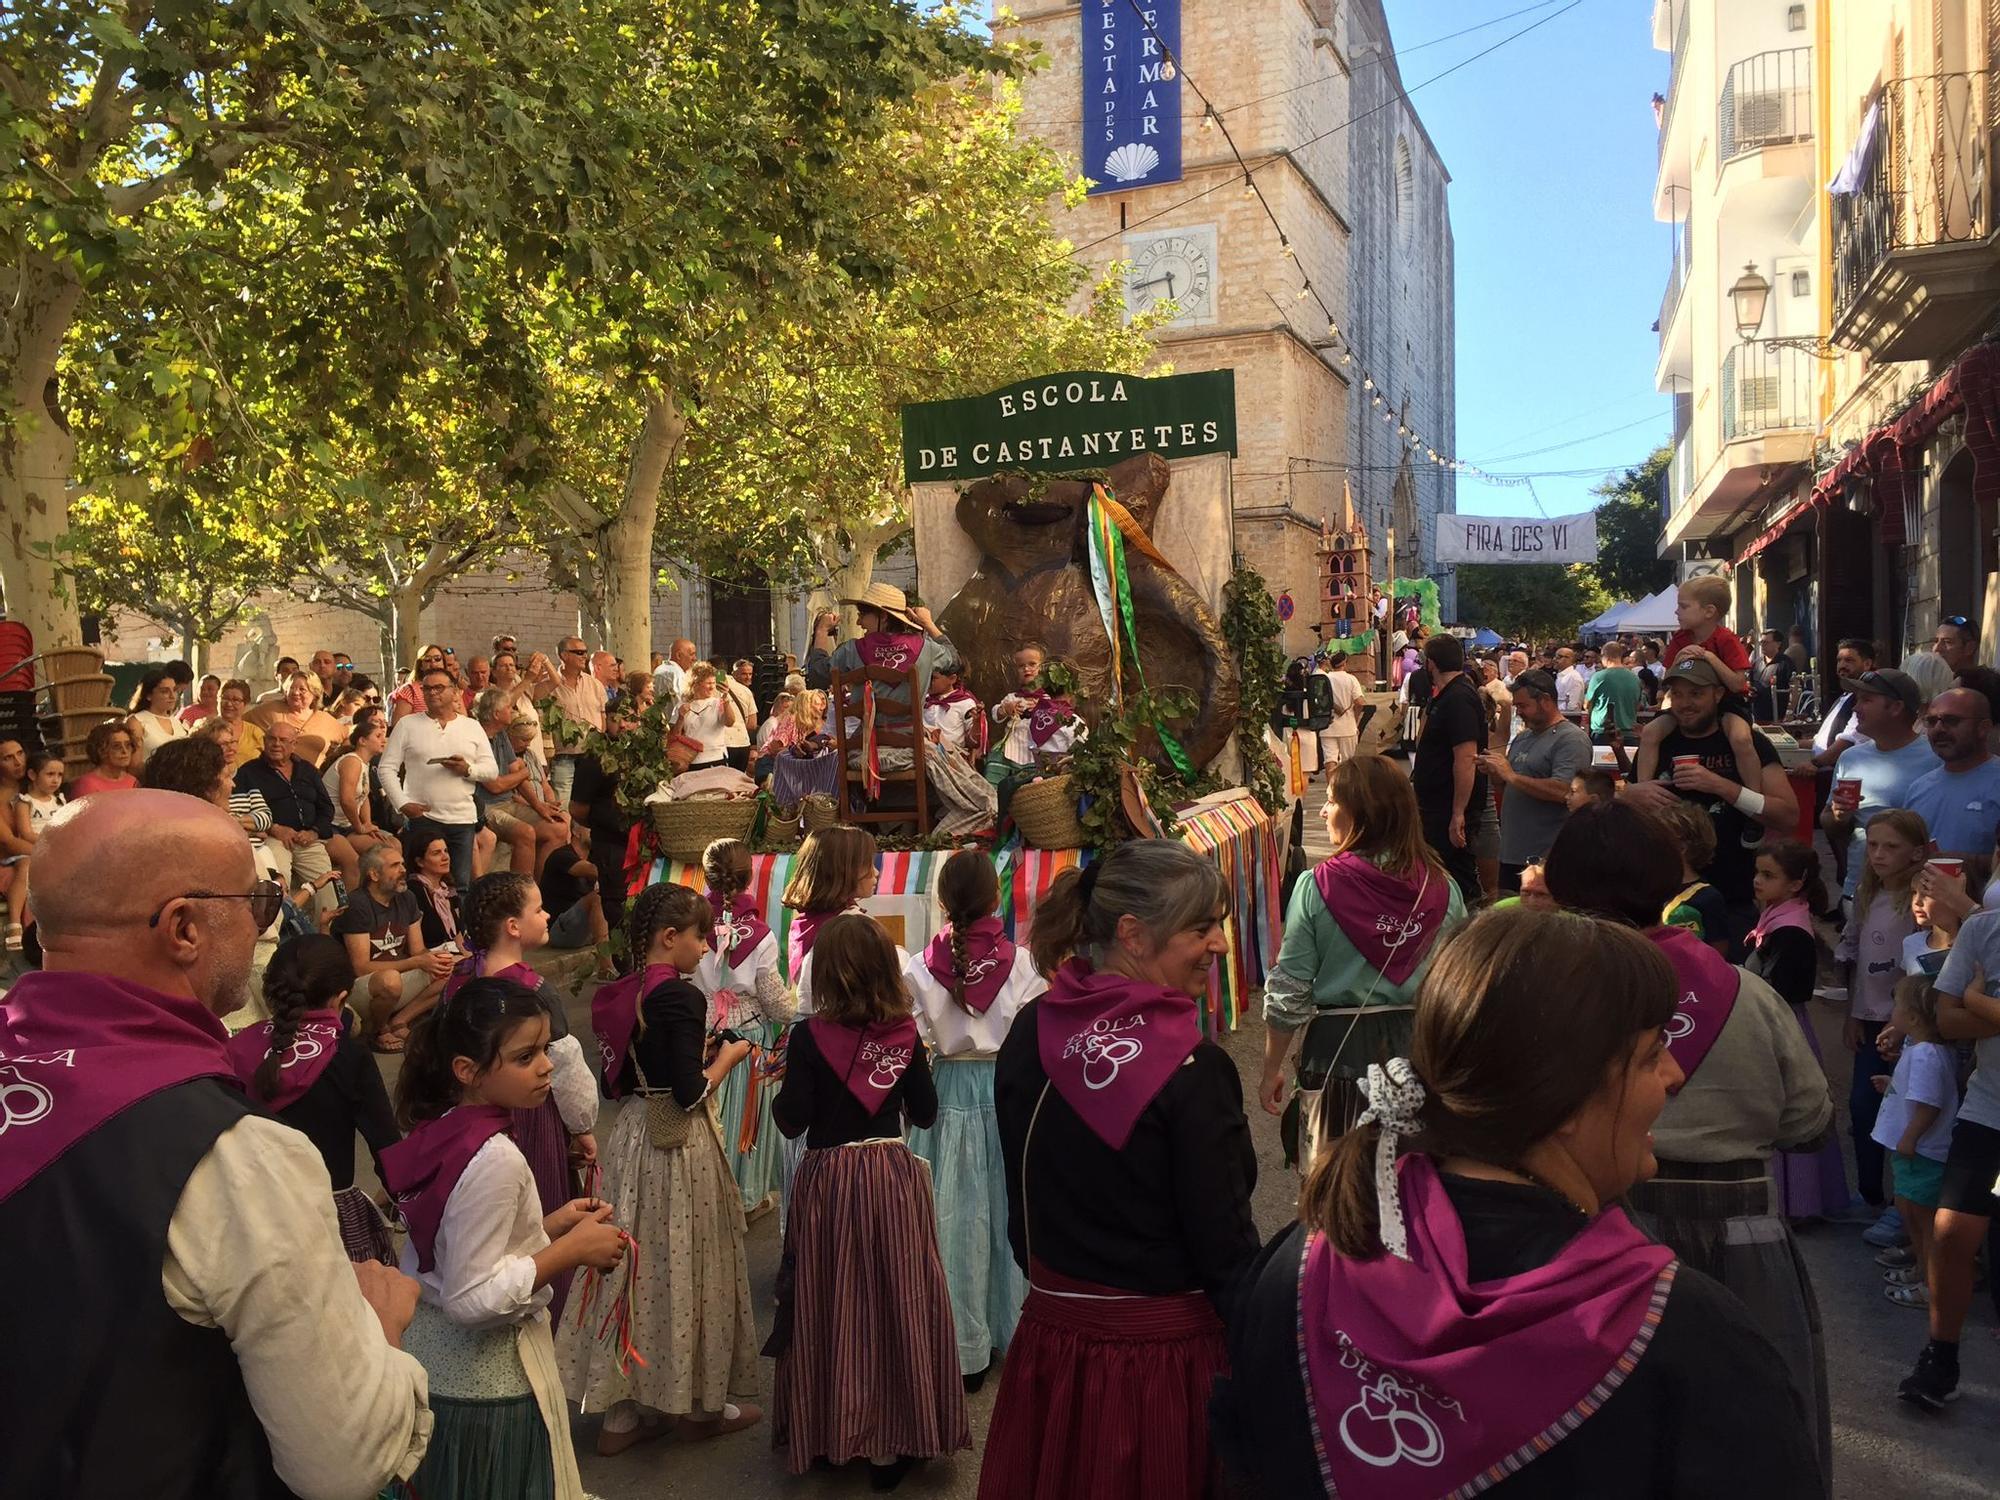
[1201,105,1216,132]
[1296,282,1311,301]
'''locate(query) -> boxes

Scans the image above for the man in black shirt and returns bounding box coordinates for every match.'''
[539,822,607,954]
[333,844,451,1042]
[1623,657,1798,947]
[1411,634,1485,905]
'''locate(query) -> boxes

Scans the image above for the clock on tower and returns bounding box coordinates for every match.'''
[1123,224,1219,327]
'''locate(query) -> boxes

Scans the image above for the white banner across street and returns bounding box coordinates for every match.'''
[1434,510,1598,566]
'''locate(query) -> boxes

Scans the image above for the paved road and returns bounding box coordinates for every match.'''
[380,781,2000,1497]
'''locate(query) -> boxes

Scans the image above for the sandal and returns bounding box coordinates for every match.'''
[595,1412,672,1456]
[1885,1281,1930,1309]
[371,1026,408,1055]
[680,1402,762,1440]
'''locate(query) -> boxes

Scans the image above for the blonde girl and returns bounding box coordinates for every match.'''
[1872,977,1959,1309]
[1838,807,1929,1214]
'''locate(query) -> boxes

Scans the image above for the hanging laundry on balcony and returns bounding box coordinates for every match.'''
[1828,98,1880,195]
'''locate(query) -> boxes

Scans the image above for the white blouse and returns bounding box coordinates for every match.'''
[902,942,1045,1056]
[678,695,730,765]
[400,1131,551,1329]
[694,929,795,1032]
[131,710,190,765]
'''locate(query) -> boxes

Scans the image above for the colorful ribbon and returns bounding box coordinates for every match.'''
[1086,483,1197,778]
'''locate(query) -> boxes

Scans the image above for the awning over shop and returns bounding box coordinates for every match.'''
[1736,500,1814,563]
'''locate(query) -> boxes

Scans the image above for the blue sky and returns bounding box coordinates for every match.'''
[1379,0,1668,516]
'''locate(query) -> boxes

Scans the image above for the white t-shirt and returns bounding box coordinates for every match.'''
[18,790,64,836]
[1903,929,1950,977]
[1555,665,1588,712]
[1937,910,2000,1129]
[718,677,755,749]
[1870,1040,1959,1162]
[677,694,730,765]
[1319,669,1362,736]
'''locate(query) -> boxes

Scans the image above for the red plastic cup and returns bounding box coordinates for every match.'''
[1671,755,1701,772]
[1835,777,1862,811]
[1929,857,1966,881]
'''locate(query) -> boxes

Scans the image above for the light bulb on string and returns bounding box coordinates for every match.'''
[1161,60,1176,81]
[1297,282,1311,302]
[1280,237,1295,259]
[1242,172,1255,198]
[1201,106,1216,132]
[1362,376,1373,390]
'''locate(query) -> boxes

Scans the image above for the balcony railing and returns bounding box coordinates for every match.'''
[1722,344,1814,442]
[1662,427,1692,517]
[1718,48,1813,167]
[1658,0,1691,162]
[1832,70,1995,327]
[1658,201,1695,346]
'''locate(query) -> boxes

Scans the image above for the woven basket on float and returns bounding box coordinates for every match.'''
[798,794,839,837]
[38,646,106,682]
[48,675,114,712]
[649,797,761,866]
[1011,773,1087,850]
[760,803,803,851]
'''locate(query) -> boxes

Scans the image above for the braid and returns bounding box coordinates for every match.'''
[702,838,751,901]
[255,963,312,1103]
[948,922,973,1015]
[463,870,535,954]
[254,934,352,1103]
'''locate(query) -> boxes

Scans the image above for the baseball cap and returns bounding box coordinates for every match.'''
[1512,668,1560,699]
[1841,667,1924,714]
[1661,656,1725,690]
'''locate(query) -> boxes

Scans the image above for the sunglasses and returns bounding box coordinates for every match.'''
[148,879,285,932]
[1941,615,1973,629]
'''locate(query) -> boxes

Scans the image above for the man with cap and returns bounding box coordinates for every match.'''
[0,792,431,1495]
[1623,656,1799,946]
[1479,667,1591,892]
[1819,667,1939,905]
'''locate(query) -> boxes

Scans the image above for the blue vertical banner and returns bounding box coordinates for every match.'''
[1083,0,1183,196]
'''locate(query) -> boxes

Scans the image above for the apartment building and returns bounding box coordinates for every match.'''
[1651,0,2000,675]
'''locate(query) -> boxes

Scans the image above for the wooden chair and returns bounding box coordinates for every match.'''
[829,664,931,836]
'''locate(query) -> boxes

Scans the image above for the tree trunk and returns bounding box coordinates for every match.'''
[820,517,906,634]
[603,390,686,667]
[0,256,86,648]
[389,581,425,676]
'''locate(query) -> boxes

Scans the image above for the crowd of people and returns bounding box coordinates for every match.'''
[6,584,1998,1499]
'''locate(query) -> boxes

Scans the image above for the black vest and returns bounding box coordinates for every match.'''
[0,1079,297,1498]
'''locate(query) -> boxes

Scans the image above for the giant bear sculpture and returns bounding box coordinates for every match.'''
[938,452,1240,771]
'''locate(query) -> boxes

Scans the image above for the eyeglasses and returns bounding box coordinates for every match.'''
[1941,615,1973,629]
[421,680,453,693]
[148,879,285,932]
[561,647,586,657]
[1923,713,1982,729]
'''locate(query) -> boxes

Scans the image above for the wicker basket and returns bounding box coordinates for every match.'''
[49,674,114,712]
[649,797,761,865]
[760,802,804,851]
[1011,773,1087,850]
[38,646,106,682]
[798,793,839,837]
[55,706,123,749]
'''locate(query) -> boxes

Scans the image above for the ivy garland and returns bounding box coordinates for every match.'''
[1222,565,1287,815]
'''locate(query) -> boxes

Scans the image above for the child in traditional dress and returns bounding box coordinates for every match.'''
[226,933,401,1262]
[449,872,602,1308]
[697,837,794,1215]
[383,976,627,1500]
[561,881,762,1453]
[902,850,1043,1391]
[1873,977,1959,1309]
[770,914,969,1489]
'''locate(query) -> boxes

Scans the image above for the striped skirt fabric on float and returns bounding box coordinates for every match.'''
[333,1185,397,1265]
[976,1264,1228,1500]
[766,1140,969,1474]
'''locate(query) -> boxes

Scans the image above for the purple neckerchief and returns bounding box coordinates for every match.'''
[1749,896,1815,949]
[227,1008,345,1111]
[1313,853,1450,986]
[1647,924,1741,1082]
[378,1104,514,1273]
[788,904,852,978]
[0,971,240,1203]
[857,630,923,673]
[1302,1154,1675,1500]
[589,963,679,1100]
[1036,959,1202,1150]
[921,916,1014,1015]
[441,951,539,1003]
[1028,692,1076,748]
[809,1015,919,1115]
[708,889,771,970]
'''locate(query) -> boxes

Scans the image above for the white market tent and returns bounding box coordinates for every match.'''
[1613,586,1681,635]
[1580,599,1634,638]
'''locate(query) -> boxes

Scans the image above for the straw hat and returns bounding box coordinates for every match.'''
[842,581,920,628]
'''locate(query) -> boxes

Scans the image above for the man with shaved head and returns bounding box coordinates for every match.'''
[0,793,431,1494]
[651,635,699,716]
[1907,686,2000,864]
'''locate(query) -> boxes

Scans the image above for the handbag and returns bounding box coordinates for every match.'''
[666,732,703,775]
[627,1049,695,1151]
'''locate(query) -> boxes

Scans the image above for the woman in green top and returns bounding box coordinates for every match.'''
[1259,755,1467,1169]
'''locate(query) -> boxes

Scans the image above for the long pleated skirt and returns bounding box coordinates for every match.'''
[903,1057,1025,1376]
[401,1301,571,1500]
[713,1020,786,1214]
[768,1140,969,1474]
[513,1096,576,1318]
[1626,1160,1830,1496]
[557,1098,758,1418]
[977,1263,1227,1500]
[1770,1003,1851,1220]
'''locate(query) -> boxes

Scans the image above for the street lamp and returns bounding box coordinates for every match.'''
[1729,261,1838,357]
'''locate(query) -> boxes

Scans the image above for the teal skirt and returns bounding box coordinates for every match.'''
[713,1019,786,1213]
[401,1303,554,1500]
[904,1057,1026,1376]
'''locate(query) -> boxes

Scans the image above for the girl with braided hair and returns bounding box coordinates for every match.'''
[225,934,401,1262]
[696,838,795,1217]
[445,872,601,1313]
[902,848,1042,1390]
[560,880,761,1453]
